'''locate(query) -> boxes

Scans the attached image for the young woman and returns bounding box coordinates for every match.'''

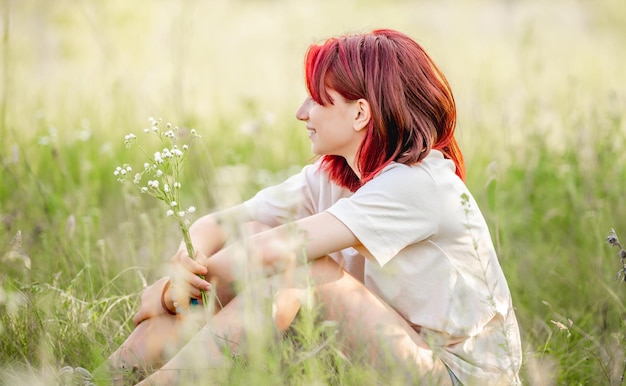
[104,29,522,385]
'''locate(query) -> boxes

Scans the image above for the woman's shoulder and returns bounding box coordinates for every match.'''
[375,150,456,184]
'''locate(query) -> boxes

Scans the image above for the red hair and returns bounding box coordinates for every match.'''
[304,29,465,191]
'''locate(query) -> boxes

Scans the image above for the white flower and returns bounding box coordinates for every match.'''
[116,118,201,245]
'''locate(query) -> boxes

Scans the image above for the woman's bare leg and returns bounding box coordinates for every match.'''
[136,284,270,385]
[96,282,237,384]
[94,312,210,384]
[97,315,182,382]
[309,257,452,385]
[134,256,451,385]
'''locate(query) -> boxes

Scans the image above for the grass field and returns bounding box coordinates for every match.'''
[1,0,626,384]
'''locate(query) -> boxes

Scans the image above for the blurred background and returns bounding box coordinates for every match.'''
[1,0,625,384]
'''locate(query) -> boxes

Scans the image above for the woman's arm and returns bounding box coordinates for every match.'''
[169,209,361,306]
[202,211,361,284]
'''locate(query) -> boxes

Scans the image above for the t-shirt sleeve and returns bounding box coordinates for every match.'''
[326,165,440,267]
[243,163,319,227]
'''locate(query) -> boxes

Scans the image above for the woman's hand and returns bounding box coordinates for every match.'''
[169,249,212,301]
[132,276,174,326]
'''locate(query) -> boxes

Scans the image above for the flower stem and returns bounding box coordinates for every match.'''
[179,221,210,312]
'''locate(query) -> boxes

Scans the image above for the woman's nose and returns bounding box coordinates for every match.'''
[295,98,311,121]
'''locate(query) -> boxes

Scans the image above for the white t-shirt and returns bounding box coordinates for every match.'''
[244,150,522,385]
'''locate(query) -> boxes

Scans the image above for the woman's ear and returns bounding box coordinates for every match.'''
[353,99,371,132]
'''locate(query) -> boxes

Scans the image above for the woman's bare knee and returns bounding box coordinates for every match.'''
[273,288,304,332]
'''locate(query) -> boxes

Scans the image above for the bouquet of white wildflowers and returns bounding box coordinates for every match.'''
[114,117,208,309]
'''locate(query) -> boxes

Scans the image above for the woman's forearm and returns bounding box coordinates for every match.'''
[204,221,308,287]
[204,211,358,285]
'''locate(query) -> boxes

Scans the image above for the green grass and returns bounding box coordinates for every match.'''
[1,0,626,384]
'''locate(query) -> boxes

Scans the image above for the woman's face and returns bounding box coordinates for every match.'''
[296,89,365,162]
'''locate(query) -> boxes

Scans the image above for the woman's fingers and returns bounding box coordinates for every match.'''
[133,310,145,326]
[182,268,212,295]
[169,249,212,302]
[194,250,211,270]
[176,251,208,276]
[170,263,211,300]
[171,250,207,275]
[187,285,203,299]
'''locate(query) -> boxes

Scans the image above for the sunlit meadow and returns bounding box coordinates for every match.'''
[1,0,625,384]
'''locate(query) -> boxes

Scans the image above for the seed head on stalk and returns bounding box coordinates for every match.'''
[606,229,626,282]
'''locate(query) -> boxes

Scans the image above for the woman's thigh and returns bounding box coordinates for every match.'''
[302,256,452,385]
